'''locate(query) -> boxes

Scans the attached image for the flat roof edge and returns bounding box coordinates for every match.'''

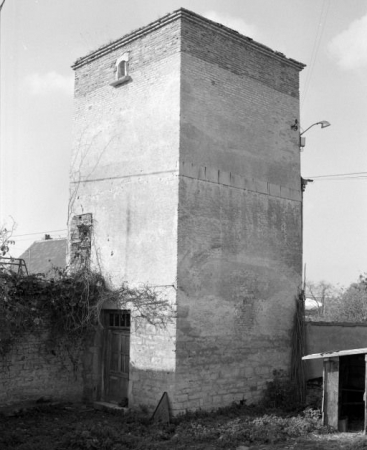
[72,8,305,71]
[302,347,367,360]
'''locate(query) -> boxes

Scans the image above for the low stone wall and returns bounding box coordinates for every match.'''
[304,321,367,379]
[0,330,84,407]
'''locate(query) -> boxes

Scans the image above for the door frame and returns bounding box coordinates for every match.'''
[101,309,131,404]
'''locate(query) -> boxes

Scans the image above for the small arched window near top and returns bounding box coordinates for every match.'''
[110,52,131,87]
[117,60,128,78]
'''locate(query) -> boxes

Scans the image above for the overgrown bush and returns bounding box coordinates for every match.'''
[0,269,101,357]
[0,267,174,358]
[175,404,332,447]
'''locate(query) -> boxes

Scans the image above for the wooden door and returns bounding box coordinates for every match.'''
[104,310,130,405]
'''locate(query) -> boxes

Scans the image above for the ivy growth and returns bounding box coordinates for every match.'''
[0,267,175,358]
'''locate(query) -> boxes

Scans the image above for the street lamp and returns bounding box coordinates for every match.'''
[300,120,330,148]
[300,120,331,136]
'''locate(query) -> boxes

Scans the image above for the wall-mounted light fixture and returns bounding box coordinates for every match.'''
[291,119,298,131]
[300,120,331,136]
[300,120,330,148]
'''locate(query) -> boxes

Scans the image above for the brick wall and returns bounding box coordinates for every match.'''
[181,16,300,98]
[180,20,302,190]
[0,329,83,406]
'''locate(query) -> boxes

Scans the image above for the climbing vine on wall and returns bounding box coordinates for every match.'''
[0,267,175,358]
[290,290,306,404]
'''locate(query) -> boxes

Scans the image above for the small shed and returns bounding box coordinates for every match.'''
[303,348,367,432]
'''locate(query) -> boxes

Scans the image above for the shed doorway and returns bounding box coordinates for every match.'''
[303,348,367,433]
[103,310,130,406]
[340,354,365,431]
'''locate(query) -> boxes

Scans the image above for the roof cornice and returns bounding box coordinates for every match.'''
[72,8,305,71]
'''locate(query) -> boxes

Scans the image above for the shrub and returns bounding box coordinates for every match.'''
[0,267,174,358]
[262,369,304,412]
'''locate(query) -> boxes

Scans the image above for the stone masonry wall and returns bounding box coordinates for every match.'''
[173,14,303,413]
[71,17,181,410]
[175,178,302,412]
[128,319,176,411]
[70,9,304,413]
[0,329,83,406]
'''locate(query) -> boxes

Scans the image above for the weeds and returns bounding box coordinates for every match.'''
[0,401,335,450]
[262,369,304,412]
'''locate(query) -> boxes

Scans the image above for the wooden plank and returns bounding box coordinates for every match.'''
[303,348,367,361]
[323,357,339,429]
[152,392,170,423]
[105,330,112,399]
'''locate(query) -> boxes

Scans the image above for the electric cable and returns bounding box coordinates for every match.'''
[301,0,331,109]
[12,228,67,238]
[303,171,367,181]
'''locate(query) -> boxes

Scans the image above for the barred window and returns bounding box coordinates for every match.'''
[108,311,131,328]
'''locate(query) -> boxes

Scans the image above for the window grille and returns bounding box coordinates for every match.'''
[108,311,131,328]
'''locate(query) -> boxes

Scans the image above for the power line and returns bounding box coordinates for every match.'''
[303,172,367,182]
[12,228,67,238]
[311,178,367,182]
[301,0,330,109]
[306,172,367,179]
[14,235,67,243]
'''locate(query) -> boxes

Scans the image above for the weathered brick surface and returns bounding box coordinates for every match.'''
[181,16,301,98]
[0,330,83,406]
[70,9,304,414]
[180,49,301,191]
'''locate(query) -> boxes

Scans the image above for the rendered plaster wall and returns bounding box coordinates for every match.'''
[0,331,83,406]
[71,19,180,409]
[305,322,367,379]
[71,9,304,412]
[173,17,303,412]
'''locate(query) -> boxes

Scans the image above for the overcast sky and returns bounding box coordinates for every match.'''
[1,0,367,288]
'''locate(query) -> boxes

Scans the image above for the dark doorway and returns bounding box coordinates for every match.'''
[339,354,365,431]
[103,310,130,406]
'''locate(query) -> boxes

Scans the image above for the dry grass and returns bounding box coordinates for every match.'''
[2,401,366,450]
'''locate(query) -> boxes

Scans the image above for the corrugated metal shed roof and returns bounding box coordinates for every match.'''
[18,238,67,275]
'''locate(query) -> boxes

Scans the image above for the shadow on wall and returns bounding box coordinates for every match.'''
[0,332,84,407]
[82,328,176,412]
[129,366,176,413]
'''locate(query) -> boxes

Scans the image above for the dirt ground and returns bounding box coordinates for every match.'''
[1,402,367,450]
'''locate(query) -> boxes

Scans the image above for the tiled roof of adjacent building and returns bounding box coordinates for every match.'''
[18,238,67,275]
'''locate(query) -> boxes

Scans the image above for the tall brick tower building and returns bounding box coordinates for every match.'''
[70,9,305,413]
